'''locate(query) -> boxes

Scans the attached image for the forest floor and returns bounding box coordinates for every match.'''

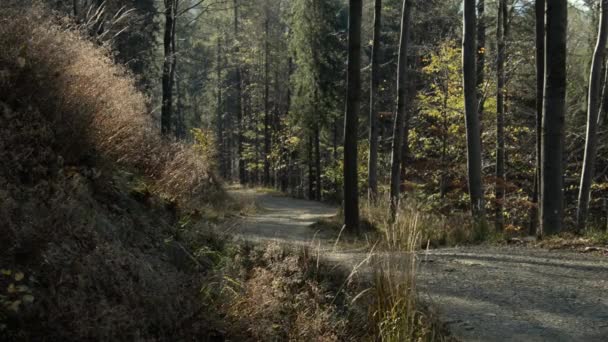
[230,188,608,342]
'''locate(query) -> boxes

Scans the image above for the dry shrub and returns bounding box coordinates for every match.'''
[218,243,372,341]
[0,3,221,206]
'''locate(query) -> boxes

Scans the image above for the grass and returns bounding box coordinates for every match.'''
[534,229,608,252]
[361,198,453,341]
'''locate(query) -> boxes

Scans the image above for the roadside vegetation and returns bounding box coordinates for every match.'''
[0,5,450,340]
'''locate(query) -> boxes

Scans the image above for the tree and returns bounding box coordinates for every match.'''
[477,0,486,122]
[541,0,567,236]
[263,1,271,186]
[577,0,608,230]
[389,0,411,219]
[462,0,484,220]
[289,0,344,200]
[161,0,176,135]
[216,36,226,178]
[344,0,362,231]
[530,0,545,236]
[234,0,245,183]
[495,0,507,231]
[368,0,382,202]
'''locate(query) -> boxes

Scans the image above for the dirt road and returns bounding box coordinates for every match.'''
[232,190,608,341]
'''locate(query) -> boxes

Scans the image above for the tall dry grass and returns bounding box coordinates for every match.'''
[361,198,449,341]
[0,4,220,207]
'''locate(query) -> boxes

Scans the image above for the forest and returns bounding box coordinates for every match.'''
[58,0,608,236]
[1,0,608,340]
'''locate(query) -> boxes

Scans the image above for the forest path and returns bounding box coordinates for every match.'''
[230,189,608,341]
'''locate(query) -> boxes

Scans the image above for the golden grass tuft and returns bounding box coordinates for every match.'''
[361,197,453,341]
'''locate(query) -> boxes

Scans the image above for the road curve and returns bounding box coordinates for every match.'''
[231,190,608,341]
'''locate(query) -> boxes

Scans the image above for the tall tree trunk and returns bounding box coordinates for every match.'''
[308,135,314,199]
[541,0,568,237]
[477,0,486,123]
[234,0,245,184]
[161,0,175,135]
[216,37,225,178]
[263,6,271,186]
[495,0,506,231]
[577,0,608,230]
[463,0,484,220]
[368,0,382,202]
[440,79,449,198]
[170,0,178,130]
[389,0,411,220]
[282,57,293,192]
[333,117,339,198]
[530,0,545,236]
[175,73,185,138]
[171,3,183,139]
[400,39,416,193]
[343,0,362,232]
[315,125,322,200]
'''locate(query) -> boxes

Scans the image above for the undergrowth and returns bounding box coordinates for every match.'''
[204,243,373,341]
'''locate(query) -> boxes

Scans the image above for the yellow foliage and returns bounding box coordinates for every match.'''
[191,128,216,158]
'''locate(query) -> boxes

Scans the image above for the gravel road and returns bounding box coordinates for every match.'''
[231,190,608,341]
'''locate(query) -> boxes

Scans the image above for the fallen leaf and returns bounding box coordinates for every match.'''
[14,272,24,281]
[1,269,11,276]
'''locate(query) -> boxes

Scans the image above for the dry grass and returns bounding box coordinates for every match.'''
[211,243,373,341]
[0,4,221,208]
[360,198,454,341]
[362,195,496,248]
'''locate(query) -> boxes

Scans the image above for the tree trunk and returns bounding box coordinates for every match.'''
[234,0,245,184]
[530,0,545,236]
[263,6,271,186]
[343,0,362,232]
[315,125,322,200]
[463,0,484,220]
[308,135,314,199]
[161,0,175,135]
[368,0,382,202]
[175,72,185,139]
[495,0,506,231]
[577,0,608,230]
[477,0,486,123]
[389,0,411,220]
[333,117,339,198]
[171,4,184,139]
[170,0,178,135]
[216,37,225,178]
[400,39,416,194]
[541,0,568,237]
[440,79,449,198]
